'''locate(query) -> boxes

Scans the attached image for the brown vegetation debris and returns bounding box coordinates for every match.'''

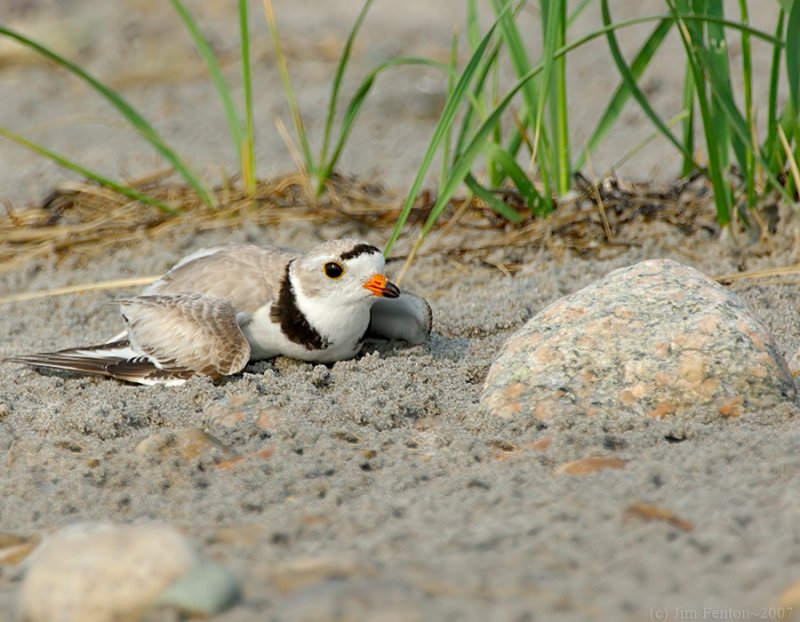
[554,456,627,476]
[623,502,694,532]
[2,168,784,276]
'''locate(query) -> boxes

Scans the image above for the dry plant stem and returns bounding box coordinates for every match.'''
[274,118,314,202]
[778,125,800,193]
[0,276,159,305]
[262,0,313,171]
[430,198,472,250]
[584,157,613,241]
[715,264,800,284]
[395,242,421,286]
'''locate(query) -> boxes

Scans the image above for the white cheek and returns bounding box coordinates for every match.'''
[335,278,368,303]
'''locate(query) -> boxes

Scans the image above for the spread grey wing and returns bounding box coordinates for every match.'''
[121,293,251,380]
[367,292,432,344]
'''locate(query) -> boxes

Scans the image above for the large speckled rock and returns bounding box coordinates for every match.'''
[481,259,797,425]
[17,522,239,622]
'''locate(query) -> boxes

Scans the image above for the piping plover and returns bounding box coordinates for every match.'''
[7,239,432,385]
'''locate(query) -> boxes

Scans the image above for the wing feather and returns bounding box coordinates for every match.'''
[5,340,192,385]
[120,293,251,379]
[145,245,293,313]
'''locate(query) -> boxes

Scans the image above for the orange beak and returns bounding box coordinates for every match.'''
[363,274,400,298]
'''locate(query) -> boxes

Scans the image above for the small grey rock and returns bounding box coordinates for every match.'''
[155,561,240,616]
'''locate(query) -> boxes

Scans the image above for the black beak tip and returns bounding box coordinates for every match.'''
[384,282,401,299]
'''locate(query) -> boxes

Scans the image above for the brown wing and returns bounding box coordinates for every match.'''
[121,293,251,380]
[145,245,294,313]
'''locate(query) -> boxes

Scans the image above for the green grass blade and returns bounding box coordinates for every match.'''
[787,1,800,195]
[492,0,538,126]
[680,59,696,177]
[465,174,525,222]
[170,0,244,168]
[239,0,256,194]
[533,0,560,193]
[547,0,570,195]
[704,0,732,173]
[670,0,731,223]
[787,0,800,116]
[262,0,314,174]
[488,57,503,188]
[504,106,533,159]
[383,14,503,255]
[567,0,593,26]
[680,13,783,43]
[764,9,786,173]
[319,0,375,173]
[491,0,549,188]
[485,143,548,216]
[484,0,557,204]
[488,0,540,175]
[318,57,448,187]
[575,17,673,171]
[765,10,785,172]
[474,0,505,188]
[467,0,481,50]
[0,26,215,207]
[440,30,459,191]
[411,72,554,250]
[453,39,503,164]
[599,0,698,168]
[736,0,755,207]
[613,110,690,172]
[0,126,179,214]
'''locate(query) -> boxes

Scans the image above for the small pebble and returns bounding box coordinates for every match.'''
[155,561,240,616]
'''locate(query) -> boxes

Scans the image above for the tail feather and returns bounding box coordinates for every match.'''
[5,340,193,386]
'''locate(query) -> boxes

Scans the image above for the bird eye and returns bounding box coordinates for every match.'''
[323,261,345,279]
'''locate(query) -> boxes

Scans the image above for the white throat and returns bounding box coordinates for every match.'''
[290,270,373,350]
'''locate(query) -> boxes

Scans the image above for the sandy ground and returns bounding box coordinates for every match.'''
[2,1,800,620]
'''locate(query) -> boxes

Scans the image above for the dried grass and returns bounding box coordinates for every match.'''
[0,170,407,273]
[1,168,788,285]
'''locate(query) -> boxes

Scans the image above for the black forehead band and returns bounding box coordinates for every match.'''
[339,243,381,261]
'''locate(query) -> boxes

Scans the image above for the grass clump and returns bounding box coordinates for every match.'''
[386,0,799,265]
